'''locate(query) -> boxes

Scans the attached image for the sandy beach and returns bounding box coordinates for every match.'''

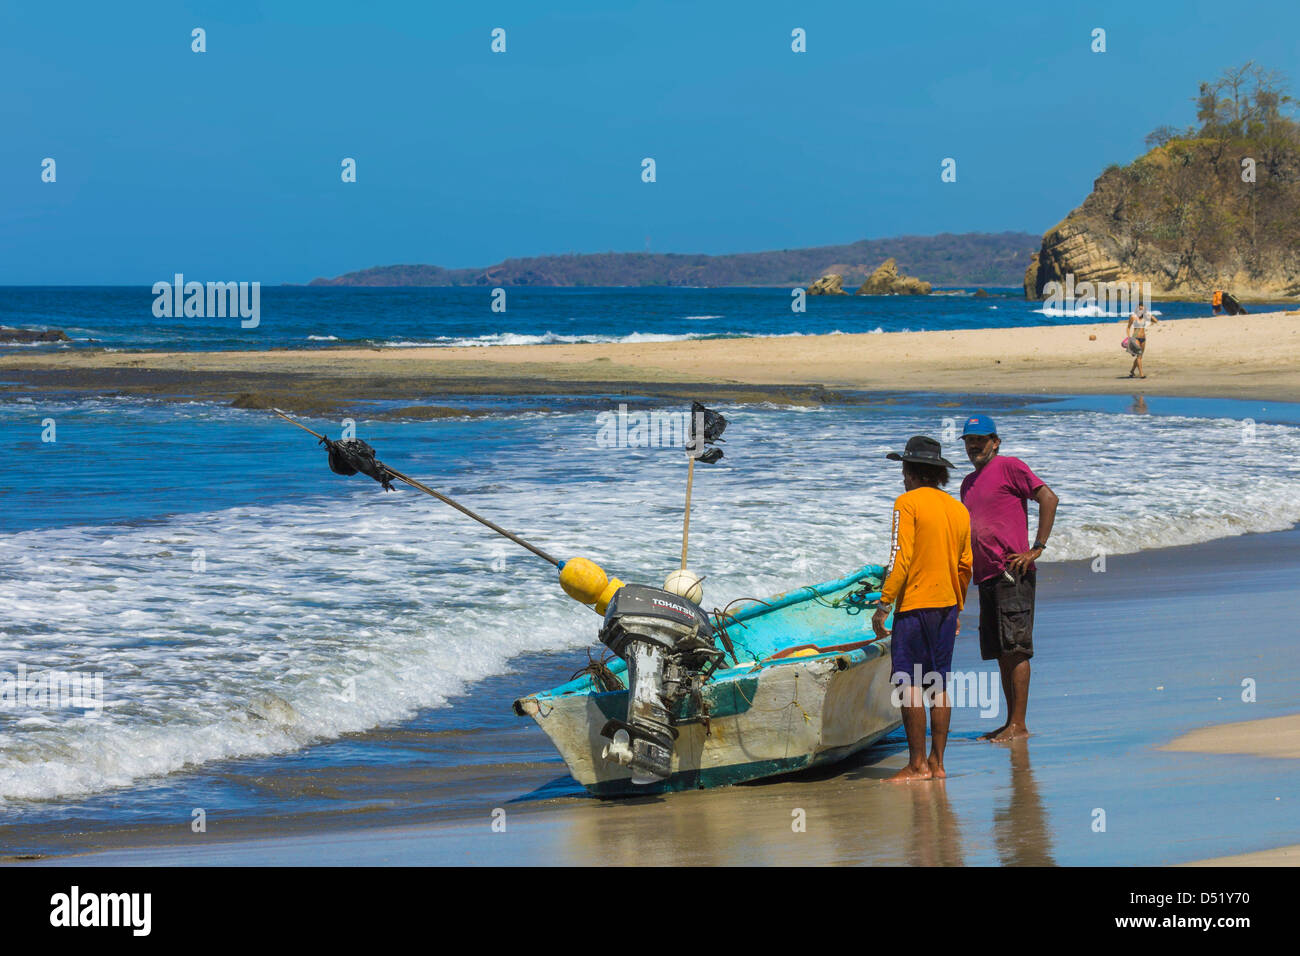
[5,310,1300,412]
[1182,844,1300,866]
[1163,714,1300,760]
[1162,716,1300,865]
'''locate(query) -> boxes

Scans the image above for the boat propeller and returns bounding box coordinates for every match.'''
[596,584,725,784]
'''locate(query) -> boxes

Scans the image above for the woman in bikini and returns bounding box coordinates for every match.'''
[1126,304,1158,378]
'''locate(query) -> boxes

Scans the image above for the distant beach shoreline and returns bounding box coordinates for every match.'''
[5,310,1300,413]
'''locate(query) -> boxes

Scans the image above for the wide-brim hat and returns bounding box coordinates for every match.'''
[886,435,954,468]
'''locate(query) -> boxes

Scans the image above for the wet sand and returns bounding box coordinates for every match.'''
[5,310,1300,413]
[1182,844,1300,866]
[1163,716,1300,865]
[17,527,1300,866]
[1163,715,1300,760]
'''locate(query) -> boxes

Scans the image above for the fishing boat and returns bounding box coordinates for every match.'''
[273,406,901,796]
[513,564,901,795]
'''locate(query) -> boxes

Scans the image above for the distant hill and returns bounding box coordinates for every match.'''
[308,232,1038,288]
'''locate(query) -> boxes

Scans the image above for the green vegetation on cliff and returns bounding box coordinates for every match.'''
[1027,63,1300,299]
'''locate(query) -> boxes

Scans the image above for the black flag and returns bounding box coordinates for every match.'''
[687,402,727,464]
[321,436,397,491]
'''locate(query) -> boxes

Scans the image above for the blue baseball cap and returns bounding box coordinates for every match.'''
[961,414,997,437]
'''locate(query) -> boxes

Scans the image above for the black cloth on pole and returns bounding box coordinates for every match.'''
[687,401,728,463]
[321,436,397,491]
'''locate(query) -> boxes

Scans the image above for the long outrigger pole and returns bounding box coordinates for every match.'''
[272,408,560,566]
[680,453,695,571]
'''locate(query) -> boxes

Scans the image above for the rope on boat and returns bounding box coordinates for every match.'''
[725,667,818,721]
[711,597,776,664]
[569,648,625,692]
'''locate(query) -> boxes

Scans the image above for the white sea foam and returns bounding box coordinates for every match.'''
[307,335,339,341]
[1034,306,1164,318]
[378,331,709,348]
[0,498,593,802]
[376,329,852,348]
[1,402,1296,801]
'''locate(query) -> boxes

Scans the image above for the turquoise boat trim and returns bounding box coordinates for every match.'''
[722,564,884,625]
[752,640,889,670]
[521,564,888,705]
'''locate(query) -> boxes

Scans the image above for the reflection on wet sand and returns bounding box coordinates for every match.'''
[905,780,965,866]
[540,737,1058,865]
[532,739,976,865]
[993,740,1056,866]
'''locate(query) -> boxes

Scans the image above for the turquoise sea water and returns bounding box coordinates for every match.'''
[0,285,1271,353]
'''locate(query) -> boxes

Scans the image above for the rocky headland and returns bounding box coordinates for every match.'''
[1025,64,1300,302]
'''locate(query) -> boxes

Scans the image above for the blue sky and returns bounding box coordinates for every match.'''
[2,0,1296,284]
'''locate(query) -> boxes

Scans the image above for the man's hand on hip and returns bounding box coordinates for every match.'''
[1006,547,1043,576]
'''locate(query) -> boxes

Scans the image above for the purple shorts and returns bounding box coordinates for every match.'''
[890,605,959,686]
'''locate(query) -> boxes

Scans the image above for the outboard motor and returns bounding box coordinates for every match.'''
[597,584,724,785]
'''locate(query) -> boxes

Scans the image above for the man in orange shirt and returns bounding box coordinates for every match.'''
[871,436,973,783]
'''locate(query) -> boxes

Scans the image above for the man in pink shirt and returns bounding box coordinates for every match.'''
[959,415,1059,742]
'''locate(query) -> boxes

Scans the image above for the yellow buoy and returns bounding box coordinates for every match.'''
[558,557,624,614]
[594,577,625,615]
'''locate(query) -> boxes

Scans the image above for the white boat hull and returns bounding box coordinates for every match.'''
[516,640,901,795]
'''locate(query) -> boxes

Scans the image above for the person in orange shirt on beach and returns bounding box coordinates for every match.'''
[871,436,973,783]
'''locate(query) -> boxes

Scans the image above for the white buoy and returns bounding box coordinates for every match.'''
[664,569,704,604]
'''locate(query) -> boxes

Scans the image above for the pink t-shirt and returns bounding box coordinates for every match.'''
[959,455,1044,583]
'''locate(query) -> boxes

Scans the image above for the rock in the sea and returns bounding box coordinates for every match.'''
[973,288,989,297]
[0,327,70,343]
[855,259,931,295]
[807,274,848,295]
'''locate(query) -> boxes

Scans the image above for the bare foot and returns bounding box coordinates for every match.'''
[990,724,1030,742]
[887,764,933,784]
[927,755,946,778]
[979,723,1009,741]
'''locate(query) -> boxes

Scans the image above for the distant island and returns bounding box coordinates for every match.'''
[308,232,1037,288]
[1026,63,1300,300]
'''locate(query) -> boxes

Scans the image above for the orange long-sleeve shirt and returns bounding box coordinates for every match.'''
[880,486,973,612]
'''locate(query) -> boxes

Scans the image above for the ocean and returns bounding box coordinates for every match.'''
[0,285,1253,353]
[2,287,1299,859]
